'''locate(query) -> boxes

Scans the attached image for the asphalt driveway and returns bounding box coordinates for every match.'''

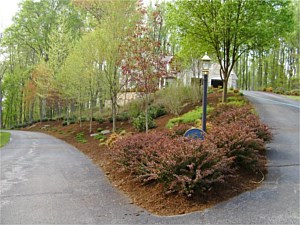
[0,91,299,224]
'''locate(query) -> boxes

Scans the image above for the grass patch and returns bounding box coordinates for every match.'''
[227,96,247,106]
[166,106,213,128]
[0,132,11,148]
[283,95,300,101]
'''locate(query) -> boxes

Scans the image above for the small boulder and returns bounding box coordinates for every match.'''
[101,130,111,135]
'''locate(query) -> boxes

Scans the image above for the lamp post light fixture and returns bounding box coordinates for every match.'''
[201,52,211,133]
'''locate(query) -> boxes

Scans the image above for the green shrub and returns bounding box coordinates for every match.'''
[274,87,285,94]
[75,132,87,143]
[80,117,87,122]
[97,127,103,132]
[54,116,64,121]
[117,112,130,122]
[97,117,105,124]
[233,89,239,93]
[208,87,214,94]
[133,113,156,131]
[266,87,273,92]
[94,133,106,141]
[62,119,76,126]
[108,113,129,123]
[290,89,300,96]
[148,105,167,119]
[126,98,143,118]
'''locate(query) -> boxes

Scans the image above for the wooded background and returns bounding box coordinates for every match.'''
[0,0,298,129]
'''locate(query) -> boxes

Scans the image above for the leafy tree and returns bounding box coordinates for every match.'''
[3,0,83,63]
[0,61,7,129]
[167,0,294,101]
[121,3,168,132]
[0,0,85,126]
[74,0,138,132]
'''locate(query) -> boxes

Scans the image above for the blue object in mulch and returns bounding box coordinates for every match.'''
[183,128,205,140]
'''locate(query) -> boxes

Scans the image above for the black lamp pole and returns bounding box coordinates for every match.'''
[202,72,208,132]
[201,53,211,133]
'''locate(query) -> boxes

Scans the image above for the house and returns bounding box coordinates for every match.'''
[207,63,238,89]
[114,58,238,108]
[159,57,238,89]
[158,56,177,89]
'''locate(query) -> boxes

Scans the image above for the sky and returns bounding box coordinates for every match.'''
[0,0,167,33]
[0,0,22,33]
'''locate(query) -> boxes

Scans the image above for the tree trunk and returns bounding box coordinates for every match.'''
[29,102,34,123]
[112,95,117,132]
[145,94,149,133]
[222,80,228,102]
[271,51,276,88]
[99,89,104,115]
[264,58,268,88]
[89,105,93,134]
[79,103,82,128]
[258,50,263,90]
[245,53,249,90]
[19,88,24,124]
[251,54,255,91]
[66,99,70,125]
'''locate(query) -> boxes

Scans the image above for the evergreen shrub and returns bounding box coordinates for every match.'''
[133,113,156,131]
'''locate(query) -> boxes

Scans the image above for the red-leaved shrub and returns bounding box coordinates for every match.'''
[110,131,235,197]
[211,104,272,142]
[171,123,192,136]
[207,124,265,171]
[207,103,271,171]
[109,102,271,197]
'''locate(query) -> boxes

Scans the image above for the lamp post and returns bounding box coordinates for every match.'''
[201,53,211,132]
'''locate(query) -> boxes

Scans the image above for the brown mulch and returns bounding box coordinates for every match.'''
[22,92,266,216]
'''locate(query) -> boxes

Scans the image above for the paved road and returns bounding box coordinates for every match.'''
[0,91,299,224]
